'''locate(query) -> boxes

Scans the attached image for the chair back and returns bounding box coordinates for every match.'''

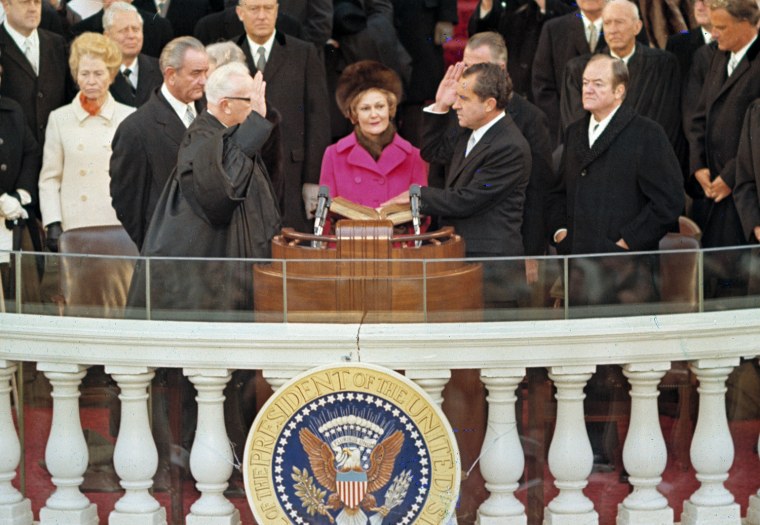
[58,225,139,318]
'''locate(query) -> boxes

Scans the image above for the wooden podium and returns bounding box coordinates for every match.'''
[253,220,483,322]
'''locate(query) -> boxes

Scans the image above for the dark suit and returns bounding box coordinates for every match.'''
[0,25,73,146]
[687,34,760,249]
[666,27,709,87]
[279,0,332,48]
[193,7,301,44]
[532,12,607,144]
[238,31,330,232]
[548,104,684,255]
[561,43,682,158]
[110,54,163,108]
[420,111,531,257]
[683,42,717,130]
[133,0,211,37]
[734,99,760,243]
[0,97,41,201]
[70,7,173,58]
[468,0,573,100]
[110,89,188,249]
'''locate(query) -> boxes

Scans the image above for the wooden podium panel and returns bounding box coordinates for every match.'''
[253,220,483,322]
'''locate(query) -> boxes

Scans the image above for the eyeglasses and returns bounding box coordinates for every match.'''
[224,96,251,103]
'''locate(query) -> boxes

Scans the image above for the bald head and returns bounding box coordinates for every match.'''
[603,0,643,57]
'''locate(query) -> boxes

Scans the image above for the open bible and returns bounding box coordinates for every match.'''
[329,196,413,226]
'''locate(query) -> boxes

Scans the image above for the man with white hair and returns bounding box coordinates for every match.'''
[128,62,281,316]
[560,0,682,157]
[104,1,162,107]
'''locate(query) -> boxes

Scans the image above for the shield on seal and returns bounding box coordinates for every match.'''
[336,470,368,509]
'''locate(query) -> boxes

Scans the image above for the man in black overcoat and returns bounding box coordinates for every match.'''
[0,0,74,146]
[235,0,329,233]
[110,36,208,250]
[734,99,760,246]
[69,0,173,57]
[103,2,163,107]
[548,54,684,257]
[560,0,682,160]
[687,0,760,252]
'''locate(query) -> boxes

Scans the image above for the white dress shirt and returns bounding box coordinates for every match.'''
[161,83,196,128]
[247,31,276,65]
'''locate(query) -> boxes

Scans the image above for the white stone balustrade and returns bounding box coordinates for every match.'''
[681,358,741,525]
[0,310,759,525]
[0,362,32,525]
[185,369,240,525]
[108,366,165,525]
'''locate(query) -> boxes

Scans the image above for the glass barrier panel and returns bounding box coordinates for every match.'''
[702,245,760,312]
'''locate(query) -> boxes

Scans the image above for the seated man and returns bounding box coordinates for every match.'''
[127,62,281,320]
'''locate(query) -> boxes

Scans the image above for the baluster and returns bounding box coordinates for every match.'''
[262,369,304,393]
[37,364,97,525]
[748,357,760,525]
[544,366,597,525]
[476,368,527,525]
[618,362,673,525]
[406,369,458,525]
[681,358,740,525]
[107,366,166,524]
[185,369,240,525]
[0,362,32,525]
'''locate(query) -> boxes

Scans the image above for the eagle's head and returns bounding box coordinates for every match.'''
[335,446,363,471]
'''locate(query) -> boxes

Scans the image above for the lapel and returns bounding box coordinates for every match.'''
[0,25,37,80]
[446,117,507,188]
[154,90,185,148]
[570,13,592,55]
[111,74,136,105]
[715,37,759,99]
[262,31,286,81]
[576,104,636,169]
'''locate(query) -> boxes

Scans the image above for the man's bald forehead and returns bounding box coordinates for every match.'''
[603,0,640,19]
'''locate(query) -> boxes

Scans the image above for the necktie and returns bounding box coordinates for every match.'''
[122,68,136,94]
[184,105,196,127]
[23,39,38,75]
[727,55,739,76]
[465,133,477,157]
[157,0,167,16]
[588,23,598,53]
[256,46,266,72]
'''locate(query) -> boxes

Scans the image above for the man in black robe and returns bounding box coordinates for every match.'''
[128,62,281,321]
[560,0,683,159]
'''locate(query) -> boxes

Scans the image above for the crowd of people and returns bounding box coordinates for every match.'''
[1,0,760,311]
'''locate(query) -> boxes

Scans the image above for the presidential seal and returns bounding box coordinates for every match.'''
[244,364,460,525]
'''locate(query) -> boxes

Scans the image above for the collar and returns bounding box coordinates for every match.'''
[731,35,758,67]
[588,104,620,144]
[580,12,603,33]
[121,57,138,71]
[72,92,117,122]
[3,21,38,50]
[611,45,636,65]
[701,27,712,44]
[470,111,505,146]
[247,31,276,61]
[161,83,194,123]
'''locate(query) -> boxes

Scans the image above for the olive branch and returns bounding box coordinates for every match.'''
[291,466,335,523]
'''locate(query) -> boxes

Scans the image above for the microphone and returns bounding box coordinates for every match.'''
[409,184,422,246]
[312,185,330,247]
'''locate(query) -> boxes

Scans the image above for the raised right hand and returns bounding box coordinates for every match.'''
[432,62,466,113]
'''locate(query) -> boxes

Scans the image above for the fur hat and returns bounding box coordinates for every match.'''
[335,60,403,119]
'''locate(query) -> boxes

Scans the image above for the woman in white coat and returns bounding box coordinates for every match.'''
[38,32,135,251]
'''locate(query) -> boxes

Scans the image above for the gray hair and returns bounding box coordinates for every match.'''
[103,1,142,31]
[466,32,508,67]
[604,0,641,20]
[159,36,206,74]
[206,41,246,68]
[205,61,252,104]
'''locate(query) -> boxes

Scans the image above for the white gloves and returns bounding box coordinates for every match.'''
[0,192,29,221]
[302,183,319,220]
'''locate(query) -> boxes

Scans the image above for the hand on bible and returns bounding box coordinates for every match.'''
[433,62,466,113]
[380,191,410,207]
[711,176,732,203]
[251,71,267,119]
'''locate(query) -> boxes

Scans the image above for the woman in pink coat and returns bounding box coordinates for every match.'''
[319,60,427,214]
